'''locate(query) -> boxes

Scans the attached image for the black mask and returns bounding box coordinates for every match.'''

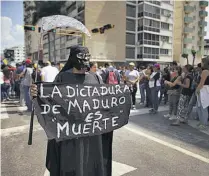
[60,45,90,72]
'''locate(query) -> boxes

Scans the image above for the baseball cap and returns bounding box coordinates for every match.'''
[154,63,160,69]
[129,62,135,66]
[25,59,32,64]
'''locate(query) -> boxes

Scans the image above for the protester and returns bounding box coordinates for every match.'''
[104,63,120,84]
[125,62,139,110]
[149,64,161,114]
[164,66,182,120]
[30,45,113,176]
[195,58,209,129]
[18,62,26,107]
[138,66,146,105]
[1,65,11,101]
[171,64,193,126]
[32,63,42,82]
[159,67,170,105]
[21,59,33,113]
[41,61,59,82]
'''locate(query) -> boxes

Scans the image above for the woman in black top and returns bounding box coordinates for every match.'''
[171,64,193,126]
[195,57,209,129]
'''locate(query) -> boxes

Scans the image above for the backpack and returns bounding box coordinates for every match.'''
[107,71,118,84]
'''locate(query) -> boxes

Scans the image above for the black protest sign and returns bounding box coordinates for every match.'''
[33,83,131,141]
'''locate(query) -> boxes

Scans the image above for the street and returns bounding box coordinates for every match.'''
[1,101,209,176]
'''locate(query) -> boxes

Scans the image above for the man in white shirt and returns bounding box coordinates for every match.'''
[41,61,59,82]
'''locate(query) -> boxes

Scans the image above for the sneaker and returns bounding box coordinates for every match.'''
[132,105,136,110]
[170,119,180,126]
[169,116,177,120]
[198,124,207,130]
[149,109,154,113]
[164,114,171,118]
[139,102,144,105]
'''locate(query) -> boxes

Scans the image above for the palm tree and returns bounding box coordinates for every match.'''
[182,53,189,65]
[191,49,196,67]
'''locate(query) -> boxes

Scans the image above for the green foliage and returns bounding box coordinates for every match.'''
[181,53,188,59]
[191,49,196,57]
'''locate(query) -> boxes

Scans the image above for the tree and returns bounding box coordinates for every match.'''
[182,53,189,65]
[191,49,196,67]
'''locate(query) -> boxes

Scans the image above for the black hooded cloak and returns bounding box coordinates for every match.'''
[46,45,113,176]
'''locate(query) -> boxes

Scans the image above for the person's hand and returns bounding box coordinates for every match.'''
[164,80,168,84]
[30,84,38,97]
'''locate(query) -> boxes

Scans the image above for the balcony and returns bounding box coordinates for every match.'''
[183,38,192,44]
[184,27,193,33]
[199,20,207,27]
[185,0,191,4]
[199,1,208,8]
[198,30,207,36]
[184,17,193,24]
[199,10,208,18]
[184,5,194,14]
[198,40,206,46]
[183,48,190,54]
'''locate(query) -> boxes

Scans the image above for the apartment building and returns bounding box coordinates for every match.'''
[42,1,126,64]
[126,0,174,64]
[204,39,209,56]
[173,0,208,65]
[12,46,25,63]
[23,1,41,60]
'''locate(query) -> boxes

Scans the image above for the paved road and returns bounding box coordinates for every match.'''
[1,101,209,176]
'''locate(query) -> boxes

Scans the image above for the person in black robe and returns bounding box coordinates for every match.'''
[30,45,113,176]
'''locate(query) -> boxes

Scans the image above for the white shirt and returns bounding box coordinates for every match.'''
[125,70,139,85]
[41,65,59,82]
[0,72,4,84]
[149,72,161,88]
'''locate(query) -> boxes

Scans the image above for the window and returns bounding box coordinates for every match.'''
[139,18,160,32]
[160,49,169,55]
[161,36,169,42]
[143,47,159,59]
[66,1,76,13]
[141,33,159,46]
[126,19,135,31]
[138,19,143,31]
[126,4,136,17]
[126,47,135,58]
[147,0,161,6]
[144,4,160,19]
[126,33,135,45]
[161,9,172,18]
[161,22,169,30]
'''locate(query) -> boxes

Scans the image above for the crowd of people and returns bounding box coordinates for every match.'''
[1,58,209,129]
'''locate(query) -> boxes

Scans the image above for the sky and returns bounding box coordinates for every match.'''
[0,1,209,51]
[1,1,24,51]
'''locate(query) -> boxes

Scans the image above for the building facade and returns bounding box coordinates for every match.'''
[173,0,208,65]
[25,0,175,65]
[23,1,41,61]
[204,38,209,57]
[4,46,25,63]
[126,0,174,64]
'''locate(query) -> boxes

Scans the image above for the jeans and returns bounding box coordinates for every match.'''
[187,93,197,119]
[168,94,179,115]
[130,85,137,106]
[150,86,161,111]
[145,84,152,107]
[159,86,168,105]
[20,84,25,106]
[24,85,32,111]
[1,83,10,100]
[139,83,146,103]
[197,95,208,126]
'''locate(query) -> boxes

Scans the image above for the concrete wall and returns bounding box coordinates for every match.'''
[85,1,126,63]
